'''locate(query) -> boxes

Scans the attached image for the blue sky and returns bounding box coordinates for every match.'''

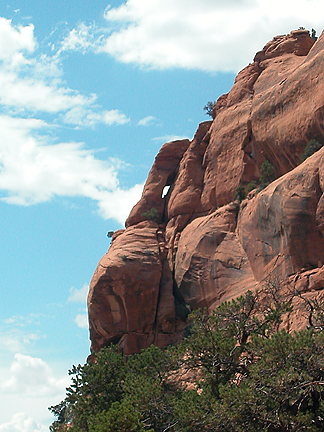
[0,1,323,430]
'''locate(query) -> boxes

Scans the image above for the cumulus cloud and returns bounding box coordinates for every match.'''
[63,107,130,127]
[0,18,95,114]
[0,413,47,432]
[97,0,324,72]
[102,109,130,125]
[97,183,144,223]
[0,115,141,223]
[0,18,130,123]
[0,17,35,62]
[0,115,117,204]
[0,18,140,224]
[0,353,69,397]
[0,70,94,113]
[0,334,33,354]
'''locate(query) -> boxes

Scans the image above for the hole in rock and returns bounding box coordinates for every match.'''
[162,185,170,198]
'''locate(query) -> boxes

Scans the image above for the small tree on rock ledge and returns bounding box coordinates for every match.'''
[203,101,215,118]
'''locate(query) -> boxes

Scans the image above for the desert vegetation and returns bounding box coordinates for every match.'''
[204,101,215,118]
[141,207,160,222]
[234,160,276,203]
[300,139,323,162]
[50,286,324,432]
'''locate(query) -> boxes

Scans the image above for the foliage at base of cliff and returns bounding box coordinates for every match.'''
[50,285,324,432]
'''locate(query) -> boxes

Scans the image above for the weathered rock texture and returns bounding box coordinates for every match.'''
[88,29,324,354]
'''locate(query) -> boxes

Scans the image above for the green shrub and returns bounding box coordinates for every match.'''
[246,180,257,193]
[234,184,246,203]
[89,401,149,432]
[50,288,324,432]
[141,207,159,222]
[49,345,126,432]
[300,139,323,162]
[259,160,275,187]
[224,329,324,431]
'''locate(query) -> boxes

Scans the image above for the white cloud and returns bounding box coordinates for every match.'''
[138,115,156,126]
[0,19,93,114]
[97,183,144,223]
[63,107,130,127]
[0,333,41,354]
[0,352,70,431]
[0,413,47,432]
[0,18,129,125]
[3,314,41,327]
[0,335,25,354]
[102,109,130,125]
[0,19,140,224]
[0,115,118,204]
[98,0,324,72]
[0,18,35,62]
[0,115,142,224]
[68,283,89,303]
[0,353,69,397]
[75,313,89,329]
[60,23,95,54]
[0,70,94,113]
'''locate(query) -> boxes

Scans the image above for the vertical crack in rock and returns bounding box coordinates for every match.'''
[126,138,191,228]
[151,225,168,341]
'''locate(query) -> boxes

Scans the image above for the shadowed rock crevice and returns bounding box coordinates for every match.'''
[88,29,324,354]
[126,138,191,228]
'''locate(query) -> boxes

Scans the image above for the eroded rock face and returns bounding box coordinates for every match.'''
[238,150,324,282]
[174,203,258,311]
[88,30,324,354]
[88,220,186,355]
[201,29,323,211]
[88,221,162,353]
[125,139,191,228]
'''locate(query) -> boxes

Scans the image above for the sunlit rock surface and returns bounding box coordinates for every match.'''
[89,30,324,354]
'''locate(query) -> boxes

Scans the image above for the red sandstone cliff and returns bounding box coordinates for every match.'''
[88,29,324,355]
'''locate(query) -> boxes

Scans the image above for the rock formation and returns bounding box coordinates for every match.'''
[88,29,324,355]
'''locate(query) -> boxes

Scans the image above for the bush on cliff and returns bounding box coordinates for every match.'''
[259,160,275,188]
[203,101,215,118]
[50,288,324,432]
[300,139,323,162]
[234,184,246,203]
[246,180,257,193]
[141,207,160,222]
